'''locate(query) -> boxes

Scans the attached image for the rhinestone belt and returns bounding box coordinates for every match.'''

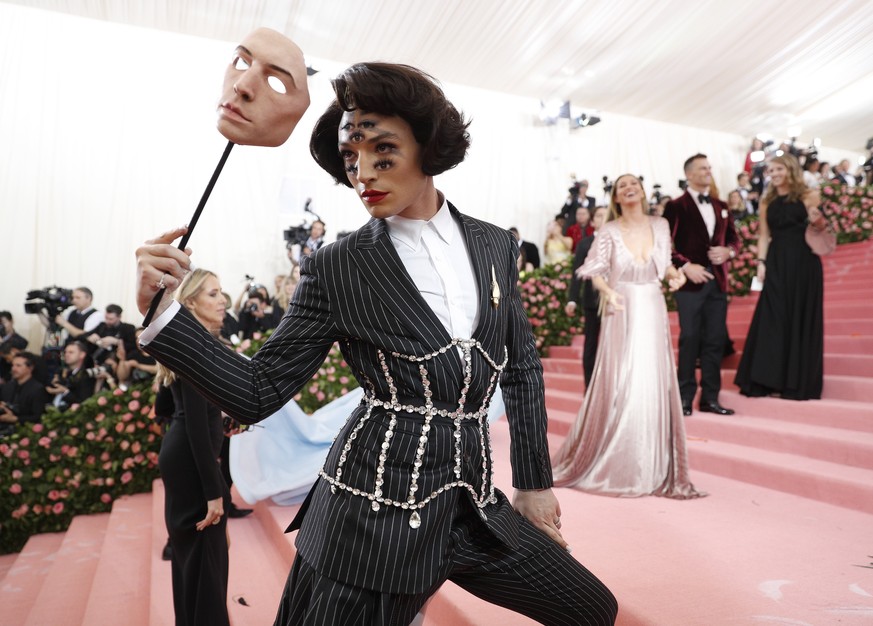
[318,339,508,529]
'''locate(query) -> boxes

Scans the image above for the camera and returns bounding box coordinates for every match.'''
[85,365,108,378]
[602,175,614,194]
[246,302,259,314]
[24,286,73,319]
[283,223,310,248]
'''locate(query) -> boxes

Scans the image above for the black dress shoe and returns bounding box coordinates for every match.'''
[698,402,735,415]
[682,403,693,417]
[228,504,253,518]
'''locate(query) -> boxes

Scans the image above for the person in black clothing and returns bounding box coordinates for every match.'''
[0,311,28,383]
[84,304,137,365]
[45,341,96,409]
[0,352,48,432]
[565,206,608,385]
[237,291,283,339]
[52,287,104,342]
[508,226,541,271]
[157,268,231,626]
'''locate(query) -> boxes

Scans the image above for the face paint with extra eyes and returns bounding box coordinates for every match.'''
[337,111,437,221]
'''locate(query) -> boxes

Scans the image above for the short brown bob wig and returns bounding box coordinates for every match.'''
[310,62,471,187]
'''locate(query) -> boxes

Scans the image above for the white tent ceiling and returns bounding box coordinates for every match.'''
[4,0,873,152]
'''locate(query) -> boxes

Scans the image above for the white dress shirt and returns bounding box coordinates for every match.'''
[385,196,479,339]
[142,195,480,346]
[689,188,715,239]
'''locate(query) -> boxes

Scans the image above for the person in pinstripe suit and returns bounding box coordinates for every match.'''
[136,62,617,625]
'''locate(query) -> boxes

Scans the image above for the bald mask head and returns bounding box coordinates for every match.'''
[217,27,310,147]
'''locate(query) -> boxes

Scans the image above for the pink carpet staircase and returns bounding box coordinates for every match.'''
[3,242,872,625]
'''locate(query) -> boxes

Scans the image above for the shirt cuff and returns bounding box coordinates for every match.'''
[138,300,181,346]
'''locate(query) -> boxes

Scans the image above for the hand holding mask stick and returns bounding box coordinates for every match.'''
[141,28,310,325]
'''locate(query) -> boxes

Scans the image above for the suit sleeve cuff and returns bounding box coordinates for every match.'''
[138,300,181,347]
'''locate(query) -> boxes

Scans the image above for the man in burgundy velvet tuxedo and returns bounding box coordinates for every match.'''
[663,154,740,416]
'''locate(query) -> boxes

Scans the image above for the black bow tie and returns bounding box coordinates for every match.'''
[698,194,711,204]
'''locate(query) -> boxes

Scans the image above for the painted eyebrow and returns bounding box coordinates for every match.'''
[338,130,400,148]
[235,45,297,89]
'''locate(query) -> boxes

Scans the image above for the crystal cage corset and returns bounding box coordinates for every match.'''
[318,338,508,530]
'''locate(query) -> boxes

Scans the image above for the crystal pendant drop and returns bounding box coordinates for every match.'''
[371,501,380,512]
[408,511,421,529]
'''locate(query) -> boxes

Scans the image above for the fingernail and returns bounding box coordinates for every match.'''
[565,546,573,554]
[188,261,197,272]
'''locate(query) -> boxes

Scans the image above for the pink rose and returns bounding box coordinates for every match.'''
[48,490,60,500]
[128,400,140,411]
[9,483,22,494]
[12,469,22,479]
[97,396,108,406]
[31,423,44,433]
[19,437,30,447]
[52,502,64,514]
[100,493,112,504]
[32,468,43,478]
[121,471,133,484]
[131,390,141,398]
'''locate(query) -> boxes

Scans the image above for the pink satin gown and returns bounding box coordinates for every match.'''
[552,217,705,499]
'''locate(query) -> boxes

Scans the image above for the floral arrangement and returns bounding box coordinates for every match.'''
[518,260,581,355]
[0,384,161,554]
[238,331,359,413]
[820,182,873,244]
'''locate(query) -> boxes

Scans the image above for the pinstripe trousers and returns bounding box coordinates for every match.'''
[273,495,618,626]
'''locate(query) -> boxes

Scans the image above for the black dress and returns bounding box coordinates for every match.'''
[158,380,230,626]
[734,195,824,400]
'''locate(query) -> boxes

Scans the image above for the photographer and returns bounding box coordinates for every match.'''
[0,352,48,431]
[115,327,158,388]
[52,287,104,342]
[303,219,326,256]
[0,311,28,383]
[84,304,137,365]
[238,290,283,340]
[45,340,97,409]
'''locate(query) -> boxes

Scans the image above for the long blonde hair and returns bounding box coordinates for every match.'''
[154,268,219,387]
[762,154,806,205]
[608,174,650,221]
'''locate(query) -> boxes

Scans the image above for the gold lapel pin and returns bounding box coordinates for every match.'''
[490,264,501,309]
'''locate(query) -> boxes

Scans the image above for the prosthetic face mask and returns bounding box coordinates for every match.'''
[217,28,310,147]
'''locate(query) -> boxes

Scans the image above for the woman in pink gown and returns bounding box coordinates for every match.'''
[552,174,705,499]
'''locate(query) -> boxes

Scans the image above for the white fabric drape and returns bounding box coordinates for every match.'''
[0,5,862,347]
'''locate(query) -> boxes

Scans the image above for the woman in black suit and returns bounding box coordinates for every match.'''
[157,268,230,626]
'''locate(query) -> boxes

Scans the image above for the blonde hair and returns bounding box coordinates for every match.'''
[608,174,650,220]
[275,274,299,311]
[762,154,806,205]
[154,268,219,387]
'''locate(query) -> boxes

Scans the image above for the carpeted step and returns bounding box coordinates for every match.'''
[24,513,110,626]
[81,493,153,626]
[684,414,873,470]
[226,498,294,626]
[0,532,65,625]
[0,553,17,584]
[149,480,173,626]
[686,438,873,515]
[713,390,873,433]
[720,369,873,402]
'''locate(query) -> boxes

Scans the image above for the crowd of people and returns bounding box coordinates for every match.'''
[6,25,868,622]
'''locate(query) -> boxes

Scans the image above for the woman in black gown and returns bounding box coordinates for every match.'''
[157,269,231,626]
[735,154,825,400]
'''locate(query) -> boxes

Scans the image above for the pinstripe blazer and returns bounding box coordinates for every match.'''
[145,202,552,594]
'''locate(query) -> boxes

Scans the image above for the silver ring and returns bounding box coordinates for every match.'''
[157,274,167,290]
[212,517,220,525]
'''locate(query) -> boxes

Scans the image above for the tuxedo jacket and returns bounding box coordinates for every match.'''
[663,191,740,293]
[145,202,552,594]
